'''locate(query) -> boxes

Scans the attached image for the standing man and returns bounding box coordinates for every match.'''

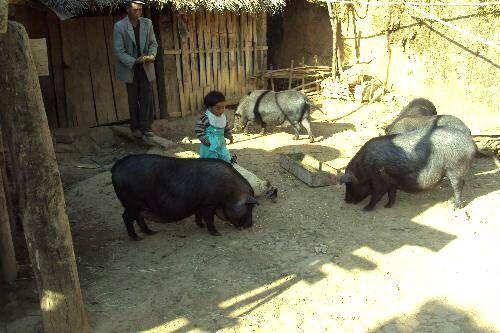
[113,0,158,138]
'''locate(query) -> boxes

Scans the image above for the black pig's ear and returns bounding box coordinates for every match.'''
[340,171,358,184]
[246,196,259,205]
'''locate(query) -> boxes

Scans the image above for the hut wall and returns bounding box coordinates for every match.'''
[9,5,267,126]
[155,10,268,116]
[9,5,161,128]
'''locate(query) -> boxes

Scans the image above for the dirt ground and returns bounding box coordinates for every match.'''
[1,100,499,333]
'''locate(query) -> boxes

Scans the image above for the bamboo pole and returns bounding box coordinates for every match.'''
[0,22,90,332]
[327,2,339,78]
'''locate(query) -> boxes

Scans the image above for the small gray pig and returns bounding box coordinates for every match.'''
[234,90,321,143]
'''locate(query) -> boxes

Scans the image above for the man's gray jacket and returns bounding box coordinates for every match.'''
[113,16,158,83]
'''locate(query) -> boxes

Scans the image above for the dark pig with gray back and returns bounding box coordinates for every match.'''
[387,114,471,136]
[234,90,321,142]
[340,126,476,210]
[385,97,437,133]
[111,154,258,239]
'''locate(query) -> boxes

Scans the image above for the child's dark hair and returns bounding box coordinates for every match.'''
[204,91,225,108]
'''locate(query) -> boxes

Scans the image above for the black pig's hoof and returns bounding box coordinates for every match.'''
[362,205,375,211]
[384,202,394,208]
[130,235,141,241]
[209,231,222,236]
[144,229,157,235]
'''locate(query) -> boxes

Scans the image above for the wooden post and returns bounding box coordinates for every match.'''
[0,129,16,284]
[0,22,90,332]
[327,2,339,78]
[270,64,275,91]
[288,60,294,90]
[0,0,7,33]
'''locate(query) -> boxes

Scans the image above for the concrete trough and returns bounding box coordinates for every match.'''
[279,153,339,187]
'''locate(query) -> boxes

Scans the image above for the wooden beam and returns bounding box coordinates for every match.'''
[0,21,90,332]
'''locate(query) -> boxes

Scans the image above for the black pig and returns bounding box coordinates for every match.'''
[111,154,258,239]
[340,127,476,210]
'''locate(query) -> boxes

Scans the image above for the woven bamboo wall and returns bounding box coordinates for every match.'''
[156,10,268,117]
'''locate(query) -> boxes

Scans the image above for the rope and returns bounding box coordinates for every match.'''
[321,0,500,6]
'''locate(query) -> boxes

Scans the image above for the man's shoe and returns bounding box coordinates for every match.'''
[143,130,154,138]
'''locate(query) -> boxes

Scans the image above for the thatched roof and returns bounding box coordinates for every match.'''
[39,0,286,19]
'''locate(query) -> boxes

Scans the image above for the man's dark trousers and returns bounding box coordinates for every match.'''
[126,65,153,133]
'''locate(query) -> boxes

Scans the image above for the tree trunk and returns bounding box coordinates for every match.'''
[0,129,17,284]
[0,22,90,333]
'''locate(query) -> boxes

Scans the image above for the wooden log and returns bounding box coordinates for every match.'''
[0,128,16,284]
[293,79,323,91]
[0,21,90,332]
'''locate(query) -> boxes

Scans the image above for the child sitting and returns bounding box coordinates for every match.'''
[195,91,236,164]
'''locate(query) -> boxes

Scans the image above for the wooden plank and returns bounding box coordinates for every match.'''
[210,12,220,92]
[203,10,213,93]
[103,16,130,122]
[157,11,181,118]
[187,13,200,112]
[243,13,253,93]
[227,13,238,100]
[84,17,117,125]
[172,14,187,116]
[61,18,96,127]
[17,8,59,128]
[46,12,68,128]
[179,14,194,115]
[151,9,167,119]
[152,81,161,120]
[234,13,244,97]
[196,11,207,97]
[33,10,59,128]
[219,12,229,98]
